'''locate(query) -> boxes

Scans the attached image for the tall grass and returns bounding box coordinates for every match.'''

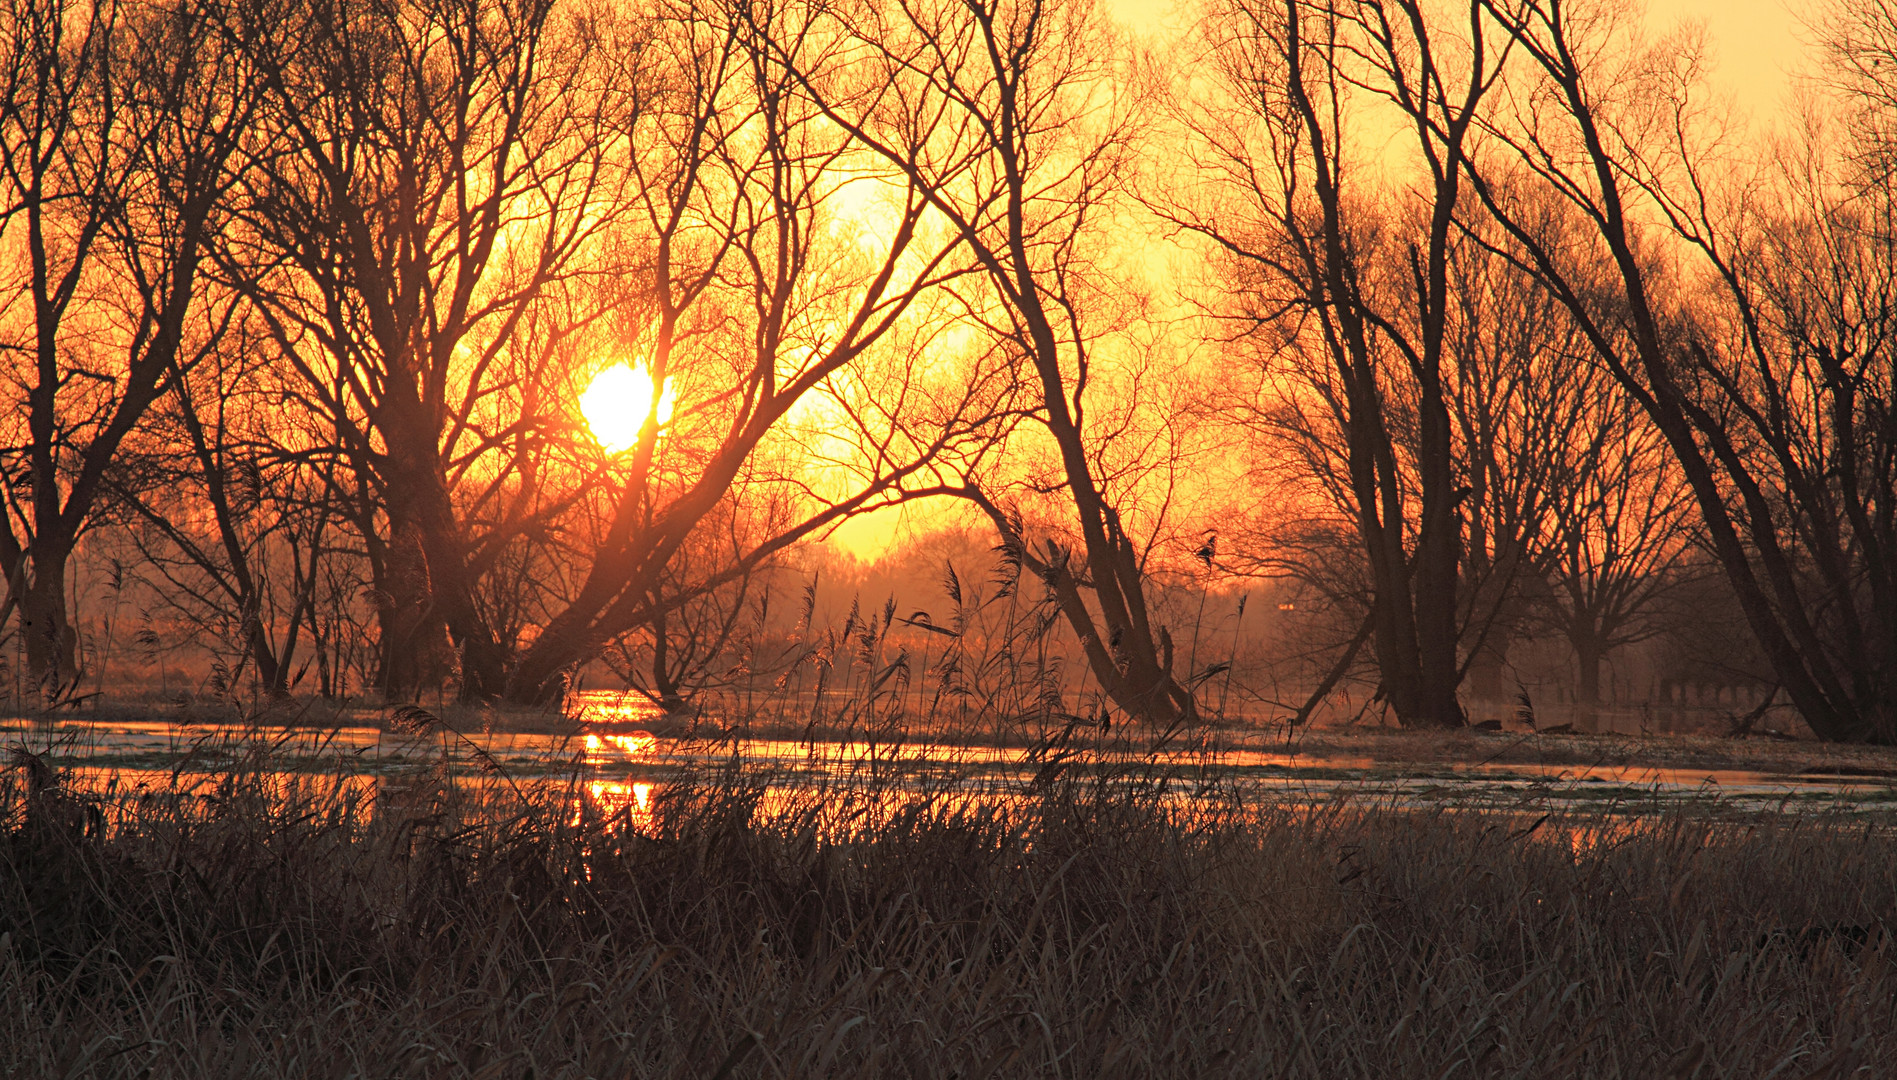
[2,744,1894,1078]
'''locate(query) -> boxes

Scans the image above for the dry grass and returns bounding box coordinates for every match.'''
[2,747,1894,1079]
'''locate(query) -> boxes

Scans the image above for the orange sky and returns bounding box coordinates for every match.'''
[830,0,1823,564]
[1645,0,1817,118]
[1107,0,1818,119]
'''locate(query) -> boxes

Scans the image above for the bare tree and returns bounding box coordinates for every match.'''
[0,0,257,696]
[1472,0,1897,741]
[217,0,639,699]
[1530,374,1694,713]
[105,312,337,698]
[1165,0,1523,726]
[501,0,1012,703]
[775,0,1226,726]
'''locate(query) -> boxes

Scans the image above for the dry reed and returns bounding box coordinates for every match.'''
[2,744,1893,1078]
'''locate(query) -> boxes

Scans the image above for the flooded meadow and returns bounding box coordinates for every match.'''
[9,690,1897,823]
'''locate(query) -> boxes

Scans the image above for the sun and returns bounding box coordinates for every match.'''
[581,363,674,453]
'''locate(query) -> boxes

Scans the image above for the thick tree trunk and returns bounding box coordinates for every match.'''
[1573,635,1604,733]
[245,611,283,698]
[1575,641,1602,707]
[509,594,611,705]
[1347,391,1464,730]
[379,393,508,701]
[408,494,508,699]
[377,518,454,703]
[19,547,76,696]
[1412,388,1467,728]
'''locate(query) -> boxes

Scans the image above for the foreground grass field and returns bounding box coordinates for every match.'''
[2,747,1894,1078]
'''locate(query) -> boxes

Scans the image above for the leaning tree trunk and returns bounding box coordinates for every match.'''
[989,275,1195,728]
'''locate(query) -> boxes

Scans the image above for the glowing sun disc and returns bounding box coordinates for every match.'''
[582,363,673,452]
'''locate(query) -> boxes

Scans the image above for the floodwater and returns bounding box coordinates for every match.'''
[4,690,1895,820]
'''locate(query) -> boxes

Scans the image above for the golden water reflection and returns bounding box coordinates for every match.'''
[571,693,670,730]
[584,731,658,759]
[8,691,1896,823]
[582,779,655,830]
[577,710,660,827]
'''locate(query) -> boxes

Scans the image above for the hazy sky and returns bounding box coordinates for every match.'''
[1646,0,1818,117]
[1107,0,1821,121]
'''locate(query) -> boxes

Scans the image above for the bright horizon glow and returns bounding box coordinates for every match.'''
[581,362,674,453]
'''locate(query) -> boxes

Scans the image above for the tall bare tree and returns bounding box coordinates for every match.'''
[774,0,1222,725]
[105,311,337,698]
[1442,212,1586,701]
[1167,0,1521,726]
[1472,0,1897,740]
[502,0,1011,703]
[221,0,633,698]
[0,0,256,695]
[1531,380,1693,712]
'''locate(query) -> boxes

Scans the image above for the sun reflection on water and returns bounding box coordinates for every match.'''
[583,731,658,760]
[580,778,655,831]
[570,692,671,727]
[572,698,663,828]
